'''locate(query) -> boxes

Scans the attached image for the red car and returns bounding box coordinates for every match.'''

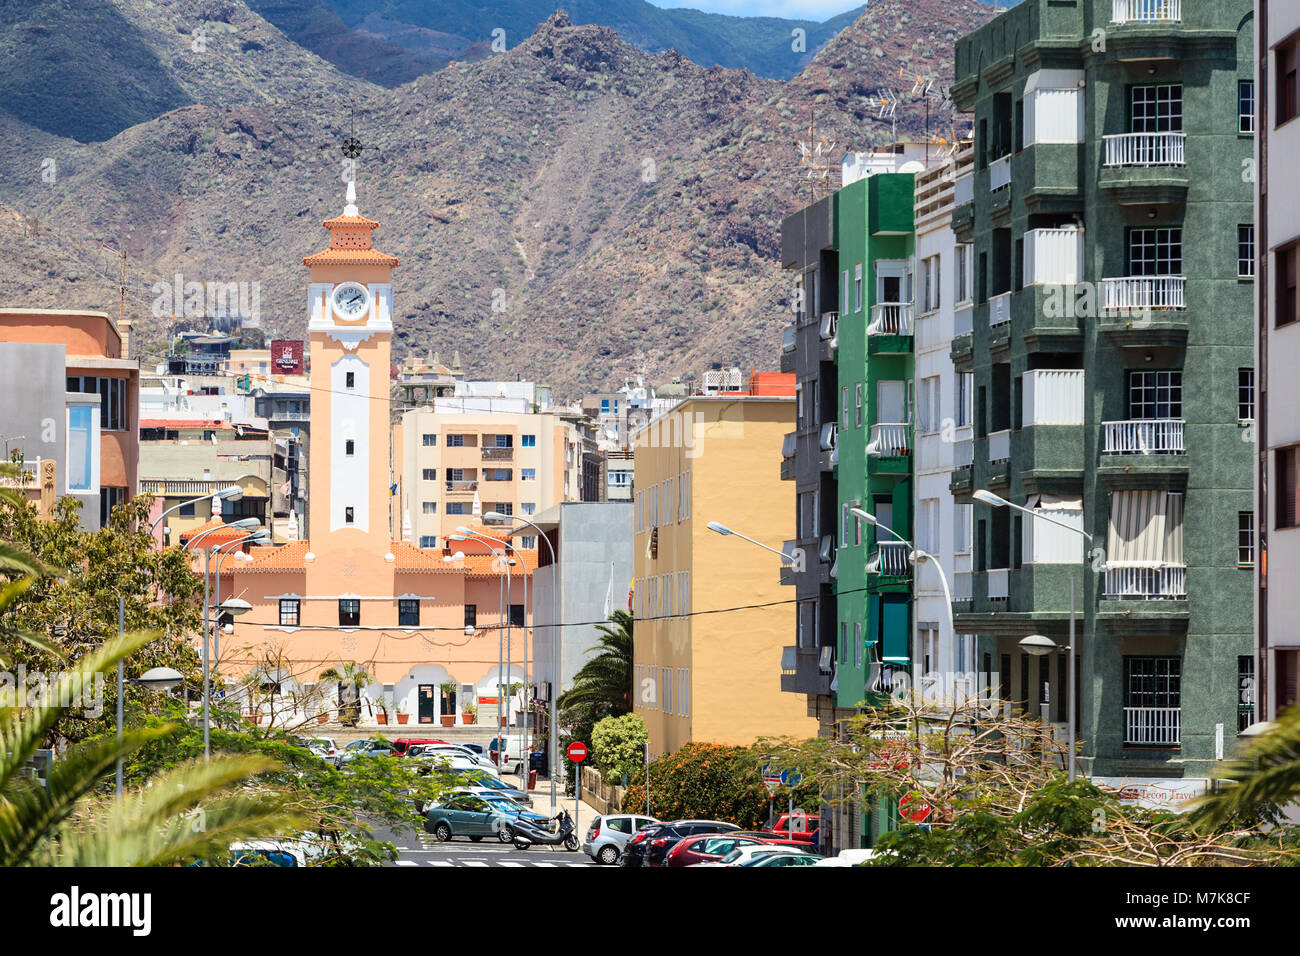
[389,738,450,756]
[760,813,820,846]
[662,832,801,868]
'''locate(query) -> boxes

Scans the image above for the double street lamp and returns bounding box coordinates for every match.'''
[973,489,1089,782]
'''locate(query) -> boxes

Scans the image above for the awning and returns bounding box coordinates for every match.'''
[1026,493,1083,511]
[1107,490,1184,566]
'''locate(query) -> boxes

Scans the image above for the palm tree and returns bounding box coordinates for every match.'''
[557,610,632,717]
[0,629,301,866]
[1191,706,1300,829]
[319,661,374,727]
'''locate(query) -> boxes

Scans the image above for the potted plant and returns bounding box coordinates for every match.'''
[374,696,391,726]
[439,680,458,727]
[463,702,477,725]
[396,699,410,725]
[317,711,330,725]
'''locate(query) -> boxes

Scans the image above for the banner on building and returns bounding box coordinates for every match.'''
[271,339,304,375]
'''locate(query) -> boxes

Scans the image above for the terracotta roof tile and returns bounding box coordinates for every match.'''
[301,248,399,266]
[322,213,380,229]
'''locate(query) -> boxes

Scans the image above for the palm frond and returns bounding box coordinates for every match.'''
[1191,706,1300,829]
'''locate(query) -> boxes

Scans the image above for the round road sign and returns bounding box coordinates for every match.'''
[567,741,588,763]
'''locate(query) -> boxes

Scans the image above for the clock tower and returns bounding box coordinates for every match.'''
[304,180,398,547]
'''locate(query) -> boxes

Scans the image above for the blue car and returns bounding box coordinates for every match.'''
[464,770,532,805]
[468,791,551,826]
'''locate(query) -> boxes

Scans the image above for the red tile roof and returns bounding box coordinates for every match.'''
[301,248,399,266]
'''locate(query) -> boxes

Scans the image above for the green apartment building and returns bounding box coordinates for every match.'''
[949,0,1255,779]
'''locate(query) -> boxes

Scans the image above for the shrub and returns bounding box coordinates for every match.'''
[591,713,648,783]
[621,741,773,829]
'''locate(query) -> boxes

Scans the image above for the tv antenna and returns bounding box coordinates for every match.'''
[795,112,840,203]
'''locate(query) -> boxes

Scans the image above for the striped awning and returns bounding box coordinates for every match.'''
[1107,490,1184,567]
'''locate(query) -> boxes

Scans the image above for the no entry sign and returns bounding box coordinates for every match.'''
[567,741,588,763]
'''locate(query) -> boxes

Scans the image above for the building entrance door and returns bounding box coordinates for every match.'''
[418,685,436,724]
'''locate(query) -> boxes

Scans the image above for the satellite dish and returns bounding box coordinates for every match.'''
[899,160,925,173]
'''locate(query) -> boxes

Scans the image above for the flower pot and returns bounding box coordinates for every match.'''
[397,714,410,725]
[317,713,329,725]
[377,714,388,726]
[463,713,477,725]
[243,715,257,725]
[440,714,455,727]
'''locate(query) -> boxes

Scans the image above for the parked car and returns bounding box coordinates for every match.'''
[230,840,308,867]
[459,742,487,757]
[663,832,794,868]
[447,788,552,827]
[407,747,492,781]
[389,737,449,756]
[412,743,497,772]
[621,820,741,868]
[583,813,659,865]
[694,844,816,868]
[334,738,393,767]
[760,812,820,846]
[423,794,515,843]
[813,849,879,867]
[488,733,528,774]
[745,850,820,867]
[463,770,531,805]
[305,737,339,759]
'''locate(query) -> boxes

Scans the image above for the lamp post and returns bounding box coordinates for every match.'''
[212,529,270,672]
[975,489,1091,782]
[451,531,510,737]
[488,512,557,808]
[115,665,183,798]
[149,486,243,541]
[706,521,798,564]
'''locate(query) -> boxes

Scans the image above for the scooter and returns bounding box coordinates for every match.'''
[511,809,579,851]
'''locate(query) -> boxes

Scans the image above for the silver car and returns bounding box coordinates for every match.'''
[583,813,659,865]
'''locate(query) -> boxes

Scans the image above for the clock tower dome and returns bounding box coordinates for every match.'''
[303,180,398,547]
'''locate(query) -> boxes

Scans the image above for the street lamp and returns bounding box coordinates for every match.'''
[116,666,183,798]
[706,520,798,564]
[486,511,559,808]
[977,488,1090,782]
[452,530,513,738]
[149,485,243,539]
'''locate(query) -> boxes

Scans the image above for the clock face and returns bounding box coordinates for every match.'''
[331,282,371,321]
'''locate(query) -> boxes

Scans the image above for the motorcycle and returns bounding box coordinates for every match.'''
[511,809,579,851]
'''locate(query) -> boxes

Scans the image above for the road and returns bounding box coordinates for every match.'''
[377,823,601,868]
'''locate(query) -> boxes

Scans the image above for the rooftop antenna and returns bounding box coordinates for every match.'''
[98,239,127,329]
[795,111,840,203]
[901,68,957,167]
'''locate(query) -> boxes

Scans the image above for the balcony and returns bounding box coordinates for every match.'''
[868,541,911,578]
[988,429,1011,463]
[1105,564,1186,599]
[1102,276,1185,312]
[819,311,839,360]
[989,155,1012,192]
[445,480,479,493]
[1102,419,1185,455]
[1111,0,1180,24]
[988,292,1012,328]
[952,571,973,603]
[987,568,1009,600]
[868,303,914,338]
[954,171,973,207]
[1104,132,1185,167]
[1124,706,1181,747]
[819,422,837,472]
[1024,228,1083,286]
[780,646,832,697]
[482,447,514,461]
[866,423,911,465]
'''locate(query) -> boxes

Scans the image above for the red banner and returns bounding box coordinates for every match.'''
[271,339,303,375]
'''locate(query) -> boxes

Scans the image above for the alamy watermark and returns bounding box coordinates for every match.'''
[0,666,104,717]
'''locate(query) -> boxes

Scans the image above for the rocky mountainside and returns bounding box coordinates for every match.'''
[0,1,997,398]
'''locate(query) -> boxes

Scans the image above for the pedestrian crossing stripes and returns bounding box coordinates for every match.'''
[397,857,590,868]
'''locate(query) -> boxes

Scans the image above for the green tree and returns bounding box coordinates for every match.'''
[1192,706,1300,829]
[591,712,648,783]
[319,662,374,727]
[557,611,633,778]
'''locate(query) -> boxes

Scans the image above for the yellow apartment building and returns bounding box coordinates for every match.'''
[632,387,817,755]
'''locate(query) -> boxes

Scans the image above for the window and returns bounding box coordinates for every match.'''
[510,605,525,628]
[345,439,355,456]
[1238,225,1255,278]
[279,599,300,627]
[854,622,862,668]
[419,535,437,548]
[854,263,863,312]
[67,376,126,431]
[178,501,195,517]
[447,434,466,447]
[854,383,863,428]
[485,468,512,481]
[1239,80,1255,134]
[422,433,437,447]
[956,372,972,427]
[422,501,437,514]
[447,502,470,515]
[1129,228,1182,276]
[1131,84,1183,133]
[521,434,536,447]
[661,666,673,716]
[1279,35,1299,125]
[519,535,537,550]
[601,399,610,414]
[521,502,536,515]
[1239,369,1255,422]
[921,255,941,313]
[1128,370,1182,420]
[956,244,971,303]
[399,599,420,627]
[344,507,354,524]
[919,377,940,434]
[522,468,536,481]
[1277,241,1299,327]
[1239,512,1255,566]
[1124,657,1181,745]
[465,604,477,628]
[338,599,360,627]
[345,371,355,389]
[1239,656,1256,733]
[841,270,849,313]
[422,468,437,481]
[841,387,850,429]
[954,503,972,554]
[1278,446,1300,529]
[494,502,513,516]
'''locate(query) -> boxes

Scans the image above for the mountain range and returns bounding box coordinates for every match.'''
[0,0,997,398]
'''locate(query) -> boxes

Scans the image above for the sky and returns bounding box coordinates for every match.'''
[648,1,863,20]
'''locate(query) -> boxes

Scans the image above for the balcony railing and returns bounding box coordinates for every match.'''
[989,155,1012,191]
[1104,564,1187,599]
[989,292,1012,327]
[1103,276,1185,311]
[868,541,911,577]
[988,568,1009,600]
[1102,419,1185,455]
[954,437,974,467]
[988,429,1011,463]
[1112,0,1180,24]
[954,303,973,337]
[954,172,974,207]
[1103,132,1186,167]
[445,480,479,493]
[1124,706,1181,746]
[953,571,973,602]
[482,447,514,461]
[867,423,911,458]
[868,303,914,337]
[819,311,838,345]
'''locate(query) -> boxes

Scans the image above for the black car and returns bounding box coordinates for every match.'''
[621,820,741,868]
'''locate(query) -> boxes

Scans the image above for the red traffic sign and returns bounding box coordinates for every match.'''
[567,741,588,763]
[899,793,932,824]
